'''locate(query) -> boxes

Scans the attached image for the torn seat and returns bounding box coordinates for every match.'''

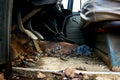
[80,0,120,24]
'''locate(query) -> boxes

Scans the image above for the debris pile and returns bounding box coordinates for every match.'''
[12,52,40,67]
[11,33,92,68]
[12,67,118,80]
[11,34,41,67]
[12,67,84,80]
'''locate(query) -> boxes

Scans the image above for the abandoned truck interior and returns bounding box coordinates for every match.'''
[0,0,120,79]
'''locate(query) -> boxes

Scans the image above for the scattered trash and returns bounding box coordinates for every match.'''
[77,45,91,56]
[12,67,84,80]
[12,51,40,67]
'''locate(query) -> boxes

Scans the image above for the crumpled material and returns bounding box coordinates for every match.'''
[77,45,91,56]
[81,0,120,22]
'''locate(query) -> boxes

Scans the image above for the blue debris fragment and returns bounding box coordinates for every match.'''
[77,45,91,56]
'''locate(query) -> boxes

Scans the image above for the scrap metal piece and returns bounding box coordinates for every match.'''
[107,32,120,71]
[95,32,120,71]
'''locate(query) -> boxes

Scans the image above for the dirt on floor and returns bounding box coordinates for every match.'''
[35,56,110,72]
[11,33,120,80]
[12,73,120,80]
[12,68,120,80]
[11,53,120,80]
[11,33,110,72]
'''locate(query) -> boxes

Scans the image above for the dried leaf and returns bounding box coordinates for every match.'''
[37,72,46,79]
[64,67,75,78]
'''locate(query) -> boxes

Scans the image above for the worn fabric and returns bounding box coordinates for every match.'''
[77,45,91,56]
[81,0,120,22]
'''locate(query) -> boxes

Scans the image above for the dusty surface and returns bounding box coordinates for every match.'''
[35,56,110,72]
[11,33,119,80]
[11,33,110,72]
[12,69,120,80]
[12,74,120,80]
